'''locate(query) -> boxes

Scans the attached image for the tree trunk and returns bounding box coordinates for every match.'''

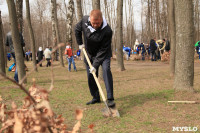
[116,0,125,71]
[54,0,64,67]
[51,0,57,61]
[76,0,83,20]
[25,0,37,71]
[36,0,45,49]
[155,0,160,39]
[174,0,194,91]
[147,0,151,41]
[141,0,144,42]
[168,0,176,76]
[15,0,23,33]
[162,0,167,38]
[104,0,111,25]
[76,0,85,65]
[1,20,7,68]
[195,0,199,41]
[0,11,6,74]
[66,0,74,47]
[129,0,135,48]
[150,0,154,38]
[92,0,100,10]
[6,0,26,83]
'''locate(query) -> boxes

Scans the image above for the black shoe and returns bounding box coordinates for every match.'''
[86,99,101,105]
[107,100,115,107]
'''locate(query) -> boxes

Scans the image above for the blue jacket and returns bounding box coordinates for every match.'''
[123,46,131,57]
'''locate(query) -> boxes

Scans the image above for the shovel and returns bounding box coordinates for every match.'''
[82,47,120,117]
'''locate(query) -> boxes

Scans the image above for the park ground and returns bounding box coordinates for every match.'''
[1,58,200,132]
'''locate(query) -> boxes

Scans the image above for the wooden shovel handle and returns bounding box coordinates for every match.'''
[82,48,107,102]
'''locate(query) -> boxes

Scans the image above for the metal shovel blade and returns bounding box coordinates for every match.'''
[101,106,120,117]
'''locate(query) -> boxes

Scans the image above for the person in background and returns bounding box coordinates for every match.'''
[65,45,77,72]
[195,41,200,60]
[5,27,25,82]
[7,53,11,61]
[146,44,150,57]
[123,46,131,60]
[136,45,140,54]
[25,50,30,61]
[150,39,157,61]
[165,38,170,52]
[138,43,146,60]
[76,49,81,60]
[37,47,43,67]
[43,47,51,67]
[156,39,166,59]
[30,51,32,61]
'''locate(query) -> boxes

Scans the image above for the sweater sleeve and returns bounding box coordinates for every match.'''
[92,30,112,69]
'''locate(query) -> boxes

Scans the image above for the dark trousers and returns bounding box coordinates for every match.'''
[86,57,114,101]
[151,51,156,61]
[46,58,51,67]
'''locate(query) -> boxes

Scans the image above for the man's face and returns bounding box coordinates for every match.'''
[90,16,102,30]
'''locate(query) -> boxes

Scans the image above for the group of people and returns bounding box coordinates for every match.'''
[149,38,170,61]
[36,47,52,67]
[123,38,170,61]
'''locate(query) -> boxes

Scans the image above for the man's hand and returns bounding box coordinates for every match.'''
[89,67,96,74]
[79,44,85,50]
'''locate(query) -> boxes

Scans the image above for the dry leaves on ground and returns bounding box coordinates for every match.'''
[0,82,87,133]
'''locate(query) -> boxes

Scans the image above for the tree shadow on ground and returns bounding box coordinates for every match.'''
[116,90,174,116]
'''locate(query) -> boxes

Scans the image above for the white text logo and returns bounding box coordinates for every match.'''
[172,127,198,132]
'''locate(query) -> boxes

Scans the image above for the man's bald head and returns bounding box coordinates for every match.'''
[90,9,103,19]
[90,10,103,30]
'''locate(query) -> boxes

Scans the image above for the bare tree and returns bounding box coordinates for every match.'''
[51,0,64,66]
[104,0,111,25]
[147,0,151,41]
[155,0,160,39]
[15,0,23,33]
[92,0,100,10]
[65,0,74,47]
[51,0,57,61]
[54,0,64,67]
[168,0,176,76]
[6,0,26,83]
[116,0,125,71]
[174,0,194,91]
[194,0,199,41]
[76,0,83,20]
[0,11,5,74]
[75,0,85,63]
[25,0,37,71]
[35,0,47,49]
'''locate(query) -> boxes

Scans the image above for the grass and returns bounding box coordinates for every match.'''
[1,59,200,132]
